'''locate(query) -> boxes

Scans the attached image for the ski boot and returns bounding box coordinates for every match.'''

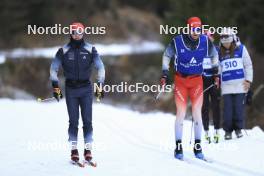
[70,149,85,167]
[204,131,211,144]
[174,140,183,160]
[224,132,232,140]
[84,149,92,161]
[71,149,80,162]
[84,149,97,167]
[213,130,220,143]
[235,129,243,138]
[193,139,204,159]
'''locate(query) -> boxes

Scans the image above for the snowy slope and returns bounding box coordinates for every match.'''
[0,99,264,176]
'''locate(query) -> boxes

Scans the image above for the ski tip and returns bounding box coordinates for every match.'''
[91,162,97,167]
[70,160,85,167]
[78,163,85,167]
[197,157,213,163]
[204,158,213,163]
[84,160,97,167]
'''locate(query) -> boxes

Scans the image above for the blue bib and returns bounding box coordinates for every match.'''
[173,35,208,75]
[219,45,245,82]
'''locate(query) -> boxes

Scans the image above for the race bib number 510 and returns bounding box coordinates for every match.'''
[221,58,243,72]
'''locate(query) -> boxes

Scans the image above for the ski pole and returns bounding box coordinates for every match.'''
[244,129,249,136]
[189,83,215,144]
[243,93,249,136]
[155,85,165,100]
[37,97,56,102]
[155,90,163,100]
[156,83,215,101]
[189,117,194,144]
[195,83,216,101]
[203,83,215,94]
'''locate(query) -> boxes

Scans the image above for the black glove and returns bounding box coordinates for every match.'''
[246,90,253,106]
[52,81,63,102]
[95,82,104,101]
[212,67,218,75]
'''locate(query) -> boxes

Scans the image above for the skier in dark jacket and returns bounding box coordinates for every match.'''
[50,22,105,164]
[202,31,221,143]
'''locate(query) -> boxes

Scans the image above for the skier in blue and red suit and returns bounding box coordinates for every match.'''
[160,17,219,160]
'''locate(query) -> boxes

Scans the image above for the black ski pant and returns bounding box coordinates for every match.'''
[65,84,93,145]
[202,76,221,131]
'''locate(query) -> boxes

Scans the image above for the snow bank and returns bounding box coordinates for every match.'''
[0,54,6,64]
[0,41,164,62]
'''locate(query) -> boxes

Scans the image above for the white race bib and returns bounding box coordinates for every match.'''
[203,58,212,69]
[221,58,243,72]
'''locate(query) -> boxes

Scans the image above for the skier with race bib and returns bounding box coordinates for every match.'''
[160,17,218,160]
[218,28,253,140]
[202,31,221,143]
[50,22,105,166]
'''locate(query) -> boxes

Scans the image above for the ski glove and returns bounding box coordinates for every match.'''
[52,81,63,102]
[160,70,169,86]
[214,76,220,89]
[246,89,253,106]
[53,87,63,102]
[95,82,104,101]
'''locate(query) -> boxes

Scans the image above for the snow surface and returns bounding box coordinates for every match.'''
[0,99,264,176]
[0,41,164,62]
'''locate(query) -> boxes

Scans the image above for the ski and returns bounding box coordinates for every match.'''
[195,157,213,163]
[83,160,97,167]
[176,156,213,164]
[70,161,85,167]
[175,158,184,161]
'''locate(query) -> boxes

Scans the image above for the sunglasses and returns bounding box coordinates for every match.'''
[190,27,202,35]
[220,35,231,39]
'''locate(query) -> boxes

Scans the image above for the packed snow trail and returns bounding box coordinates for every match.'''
[0,99,264,176]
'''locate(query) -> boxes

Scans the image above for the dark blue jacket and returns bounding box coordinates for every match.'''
[50,38,105,88]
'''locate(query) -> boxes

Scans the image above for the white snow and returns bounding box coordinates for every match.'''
[0,99,264,176]
[0,41,164,62]
[0,54,6,64]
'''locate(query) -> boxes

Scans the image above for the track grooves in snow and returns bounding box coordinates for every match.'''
[0,99,264,176]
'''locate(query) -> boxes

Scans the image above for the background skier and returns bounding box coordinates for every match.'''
[202,31,221,143]
[160,17,218,160]
[50,22,105,164]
